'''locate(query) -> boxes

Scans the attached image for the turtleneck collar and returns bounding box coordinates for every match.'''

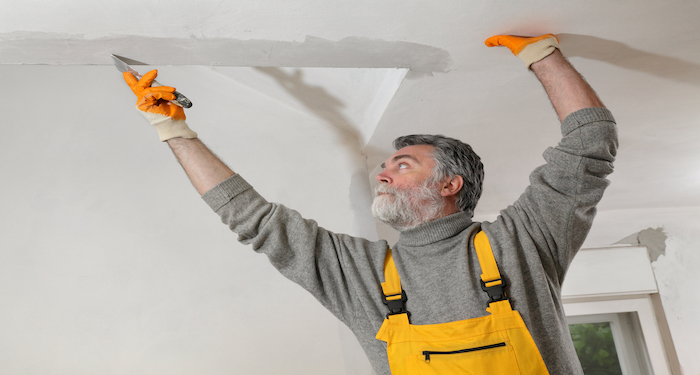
[397,211,474,247]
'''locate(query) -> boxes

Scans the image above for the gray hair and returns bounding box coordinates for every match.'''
[393,134,484,217]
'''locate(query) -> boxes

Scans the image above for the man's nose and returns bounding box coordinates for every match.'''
[376,170,391,184]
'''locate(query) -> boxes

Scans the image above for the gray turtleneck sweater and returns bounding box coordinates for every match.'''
[202,107,617,375]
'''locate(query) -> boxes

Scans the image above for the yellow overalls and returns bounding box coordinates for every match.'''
[375,231,550,374]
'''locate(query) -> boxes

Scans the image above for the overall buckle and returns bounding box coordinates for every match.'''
[480,278,508,304]
[382,290,411,320]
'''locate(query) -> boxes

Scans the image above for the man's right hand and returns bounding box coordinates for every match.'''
[485,34,559,69]
[123,70,198,142]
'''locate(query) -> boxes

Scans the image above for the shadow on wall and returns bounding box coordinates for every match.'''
[254,67,379,238]
[559,33,700,86]
[254,67,361,146]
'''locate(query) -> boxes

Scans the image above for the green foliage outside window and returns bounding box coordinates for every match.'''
[569,322,623,375]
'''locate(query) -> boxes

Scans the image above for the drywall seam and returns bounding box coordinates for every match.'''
[0,33,452,78]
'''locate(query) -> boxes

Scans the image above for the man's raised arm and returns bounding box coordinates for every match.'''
[484,33,618,275]
[486,34,606,121]
[122,70,235,195]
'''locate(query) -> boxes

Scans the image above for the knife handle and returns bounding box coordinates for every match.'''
[150,80,193,108]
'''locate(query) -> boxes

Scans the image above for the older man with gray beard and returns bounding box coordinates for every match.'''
[372,169,446,232]
[122,33,617,374]
[372,134,484,232]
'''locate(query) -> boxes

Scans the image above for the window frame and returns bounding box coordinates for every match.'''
[566,299,658,374]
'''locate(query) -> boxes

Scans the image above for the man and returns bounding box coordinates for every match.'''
[122,34,617,374]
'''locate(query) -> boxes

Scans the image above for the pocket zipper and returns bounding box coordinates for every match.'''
[423,342,506,363]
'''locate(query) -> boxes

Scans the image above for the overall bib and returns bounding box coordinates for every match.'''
[375,231,550,375]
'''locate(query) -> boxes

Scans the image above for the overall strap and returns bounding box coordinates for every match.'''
[381,249,410,320]
[474,231,512,313]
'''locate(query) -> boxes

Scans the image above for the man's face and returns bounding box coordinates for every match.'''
[372,145,446,231]
[376,145,437,191]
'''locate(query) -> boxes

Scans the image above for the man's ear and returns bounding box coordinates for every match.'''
[440,175,464,197]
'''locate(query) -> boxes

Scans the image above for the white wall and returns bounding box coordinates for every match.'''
[0,65,378,374]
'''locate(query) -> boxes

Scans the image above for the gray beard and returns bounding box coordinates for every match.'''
[371,179,446,232]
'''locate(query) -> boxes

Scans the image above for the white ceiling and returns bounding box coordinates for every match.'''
[3,0,700,245]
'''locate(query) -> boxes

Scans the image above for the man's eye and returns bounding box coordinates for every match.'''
[398,163,408,169]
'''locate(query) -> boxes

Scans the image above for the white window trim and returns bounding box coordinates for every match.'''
[567,312,648,375]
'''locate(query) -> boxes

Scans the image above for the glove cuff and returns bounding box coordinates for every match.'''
[141,110,198,142]
[517,37,560,69]
[154,119,198,142]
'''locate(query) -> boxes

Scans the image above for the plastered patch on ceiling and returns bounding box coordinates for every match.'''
[0,32,451,78]
[615,227,668,262]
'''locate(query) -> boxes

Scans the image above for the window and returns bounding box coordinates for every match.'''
[568,312,651,375]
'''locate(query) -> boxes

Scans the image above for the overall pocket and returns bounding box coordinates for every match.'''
[406,341,521,375]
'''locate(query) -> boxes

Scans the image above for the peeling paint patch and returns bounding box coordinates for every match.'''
[0,32,452,78]
[614,227,668,262]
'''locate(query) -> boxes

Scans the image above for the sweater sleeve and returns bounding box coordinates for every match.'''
[488,107,618,284]
[201,174,385,326]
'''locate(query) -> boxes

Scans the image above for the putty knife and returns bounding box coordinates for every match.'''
[111,54,193,108]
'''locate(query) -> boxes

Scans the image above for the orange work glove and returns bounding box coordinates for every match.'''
[485,34,559,68]
[123,70,197,142]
